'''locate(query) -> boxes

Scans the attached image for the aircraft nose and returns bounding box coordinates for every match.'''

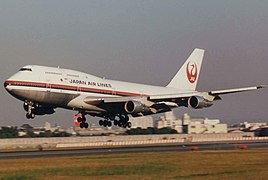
[4,80,10,91]
[4,81,8,88]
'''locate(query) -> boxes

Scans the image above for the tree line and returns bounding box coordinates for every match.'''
[0,126,70,138]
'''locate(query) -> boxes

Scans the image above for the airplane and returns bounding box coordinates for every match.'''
[4,48,266,129]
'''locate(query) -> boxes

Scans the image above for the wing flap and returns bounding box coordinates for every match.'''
[149,92,200,101]
[84,96,150,105]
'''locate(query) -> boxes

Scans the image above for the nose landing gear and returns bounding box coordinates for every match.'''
[24,101,36,119]
[26,112,35,119]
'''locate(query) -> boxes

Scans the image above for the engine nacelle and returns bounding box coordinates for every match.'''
[188,96,213,109]
[124,100,150,114]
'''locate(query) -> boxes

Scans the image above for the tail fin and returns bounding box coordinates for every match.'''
[166,48,205,90]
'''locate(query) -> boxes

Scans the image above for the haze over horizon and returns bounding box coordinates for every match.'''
[0,0,268,128]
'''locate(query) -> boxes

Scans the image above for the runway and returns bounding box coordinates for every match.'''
[0,140,268,159]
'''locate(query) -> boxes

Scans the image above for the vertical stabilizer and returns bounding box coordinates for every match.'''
[166,48,205,90]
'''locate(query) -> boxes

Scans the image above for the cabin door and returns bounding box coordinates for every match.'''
[46,79,51,92]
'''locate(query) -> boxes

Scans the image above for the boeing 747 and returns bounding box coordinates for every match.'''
[4,48,265,128]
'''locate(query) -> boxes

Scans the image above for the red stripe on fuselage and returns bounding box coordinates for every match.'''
[5,80,147,97]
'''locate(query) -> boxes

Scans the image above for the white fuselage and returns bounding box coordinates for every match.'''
[5,49,264,129]
[4,65,192,112]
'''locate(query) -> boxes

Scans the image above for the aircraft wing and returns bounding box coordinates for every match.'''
[208,86,265,96]
[150,85,266,101]
[83,85,265,117]
[83,86,265,105]
[83,91,201,108]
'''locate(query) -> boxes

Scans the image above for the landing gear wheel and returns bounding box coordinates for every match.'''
[103,120,108,127]
[31,113,35,119]
[114,120,118,126]
[26,113,31,119]
[118,121,123,127]
[99,120,104,126]
[107,121,112,127]
[117,115,130,128]
[127,122,132,128]
[26,113,35,119]
[77,117,83,123]
[75,112,89,129]
[80,123,84,128]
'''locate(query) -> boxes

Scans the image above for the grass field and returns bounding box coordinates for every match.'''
[0,148,267,180]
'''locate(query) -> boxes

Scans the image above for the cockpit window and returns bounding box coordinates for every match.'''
[19,68,32,72]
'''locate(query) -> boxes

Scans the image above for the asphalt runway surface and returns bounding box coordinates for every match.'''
[0,140,268,159]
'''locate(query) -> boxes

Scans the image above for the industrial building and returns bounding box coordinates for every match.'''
[129,116,154,129]
[157,112,228,134]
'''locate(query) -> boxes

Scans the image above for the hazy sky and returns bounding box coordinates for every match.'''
[0,0,268,128]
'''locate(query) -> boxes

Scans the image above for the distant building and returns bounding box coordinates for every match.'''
[157,112,228,134]
[157,111,183,133]
[44,122,51,131]
[242,122,268,131]
[129,116,153,129]
[229,121,268,133]
[185,122,227,134]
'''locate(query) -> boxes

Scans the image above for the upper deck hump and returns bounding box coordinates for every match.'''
[23,65,102,81]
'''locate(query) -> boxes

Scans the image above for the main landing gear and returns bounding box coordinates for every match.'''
[76,113,89,129]
[74,113,132,129]
[99,115,132,128]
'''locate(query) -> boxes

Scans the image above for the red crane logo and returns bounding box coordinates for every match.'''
[186,62,198,83]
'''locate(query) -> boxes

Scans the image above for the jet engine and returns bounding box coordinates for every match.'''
[124,100,150,114]
[188,96,213,109]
